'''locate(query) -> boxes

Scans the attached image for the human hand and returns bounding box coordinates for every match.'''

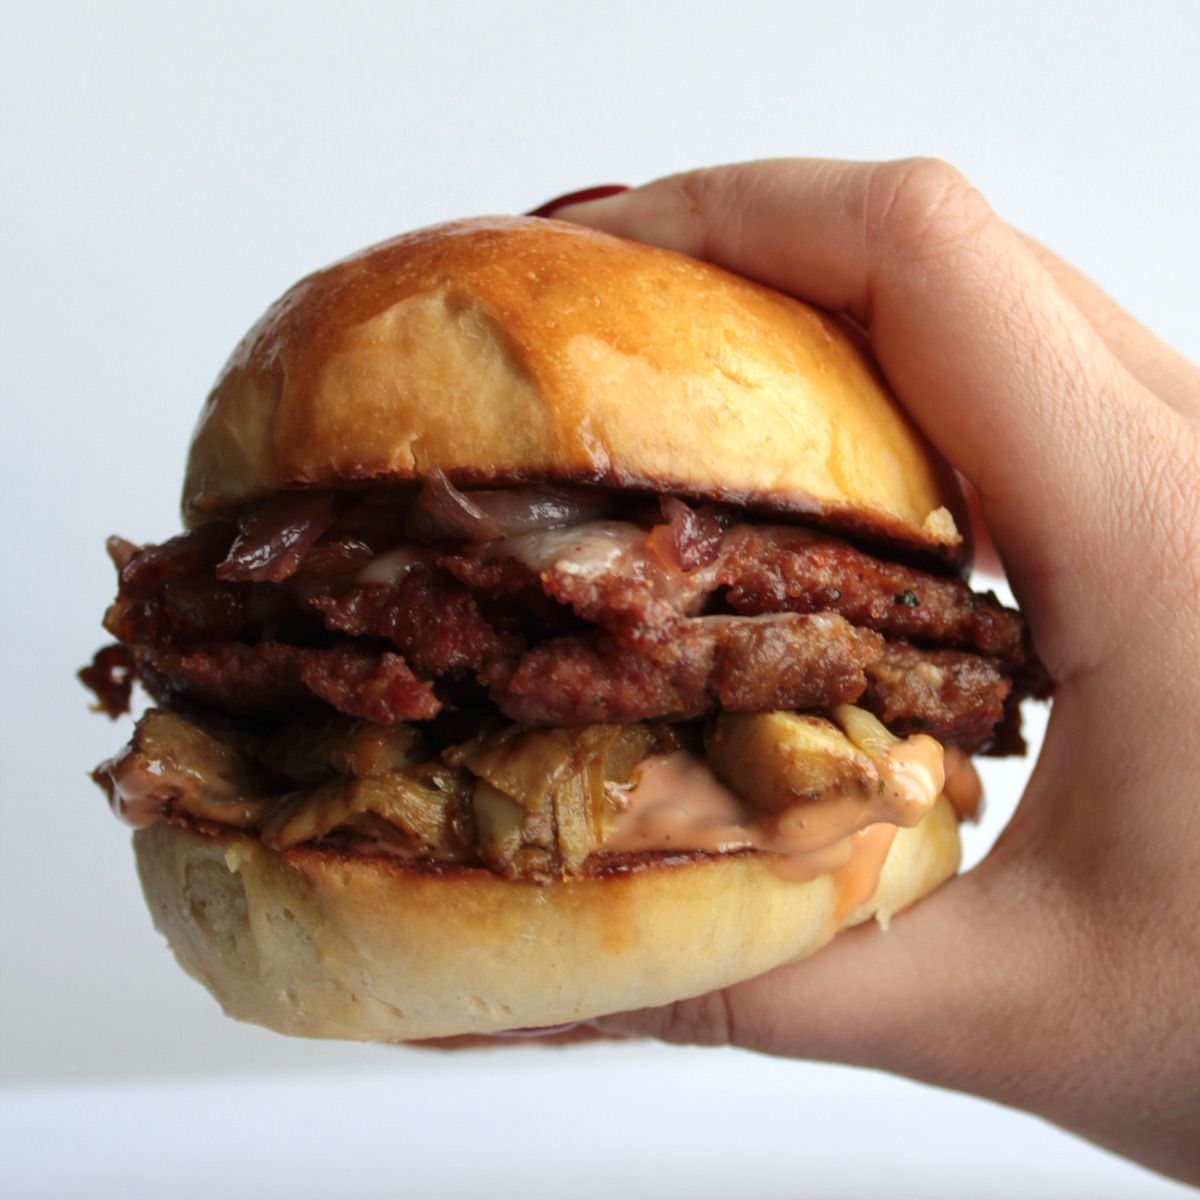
[543,159,1200,1184]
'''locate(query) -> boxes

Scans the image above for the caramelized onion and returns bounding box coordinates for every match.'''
[408,469,606,543]
[646,496,728,572]
[648,496,729,571]
[121,522,235,586]
[471,485,607,534]
[217,493,334,583]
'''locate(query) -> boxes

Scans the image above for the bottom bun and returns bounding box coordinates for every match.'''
[134,798,960,1042]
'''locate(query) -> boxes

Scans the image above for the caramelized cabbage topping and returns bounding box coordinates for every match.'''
[447,724,668,877]
[100,703,938,883]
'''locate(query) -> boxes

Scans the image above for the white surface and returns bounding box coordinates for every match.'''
[4,1047,1195,1199]
[1,0,1197,1193]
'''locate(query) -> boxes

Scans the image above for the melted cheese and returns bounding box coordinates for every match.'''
[494,521,642,576]
[492,519,719,614]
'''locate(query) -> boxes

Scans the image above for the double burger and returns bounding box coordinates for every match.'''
[82,216,1046,1041]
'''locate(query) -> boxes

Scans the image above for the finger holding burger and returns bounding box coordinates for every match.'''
[547,159,1200,1185]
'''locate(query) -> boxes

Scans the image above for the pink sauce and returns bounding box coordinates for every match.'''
[605,734,946,902]
[829,824,898,919]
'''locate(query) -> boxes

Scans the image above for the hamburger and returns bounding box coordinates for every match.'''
[81,216,1045,1041]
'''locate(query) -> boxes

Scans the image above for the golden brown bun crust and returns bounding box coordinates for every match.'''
[133,798,960,1042]
[183,217,965,561]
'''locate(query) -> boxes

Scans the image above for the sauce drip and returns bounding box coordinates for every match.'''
[942,746,983,820]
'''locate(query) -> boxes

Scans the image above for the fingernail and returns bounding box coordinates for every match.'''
[526,184,629,218]
[491,1021,583,1039]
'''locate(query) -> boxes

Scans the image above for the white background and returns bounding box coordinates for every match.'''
[2,1,1197,1195]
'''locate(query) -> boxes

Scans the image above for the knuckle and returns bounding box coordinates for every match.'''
[665,168,735,261]
[867,157,993,265]
[669,166,721,215]
[654,989,739,1046]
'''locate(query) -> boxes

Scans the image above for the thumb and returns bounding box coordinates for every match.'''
[590,851,1053,1088]
[590,783,1110,1144]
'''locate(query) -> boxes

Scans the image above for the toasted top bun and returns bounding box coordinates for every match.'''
[183,217,966,562]
[134,796,959,1042]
